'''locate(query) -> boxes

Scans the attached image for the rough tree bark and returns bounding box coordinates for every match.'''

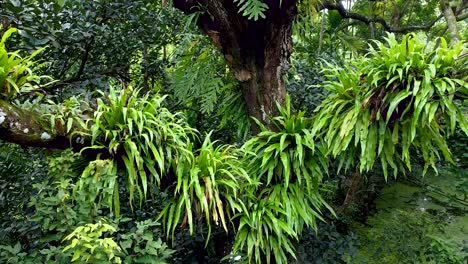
[174,0,298,130]
[0,100,86,150]
[0,100,65,147]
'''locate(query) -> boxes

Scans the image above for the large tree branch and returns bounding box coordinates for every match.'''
[0,100,84,150]
[320,0,443,34]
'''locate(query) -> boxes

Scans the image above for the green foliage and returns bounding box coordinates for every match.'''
[286,54,329,113]
[30,150,95,236]
[0,142,47,241]
[312,34,468,178]
[0,28,52,100]
[30,179,89,234]
[232,97,334,263]
[293,224,358,264]
[63,219,122,263]
[119,220,175,263]
[217,91,251,141]
[244,96,328,193]
[45,95,90,134]
[2,2,467,263]
[170,38,236,115]
[0,242,34,263]
[425,235,465,264]
[84,86,195,208]
[13,150,175,263]
[233,183,333,264]
[74,159,119,218]
[168,34,250,141]
[159,132,250,242]
[47,148,82,179]
[4,1,183,93]
[232,188,297,264]
[0,242,72,264]
[447,101,468,167]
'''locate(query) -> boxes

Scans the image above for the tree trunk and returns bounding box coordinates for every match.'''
[341,170,363,212]
[233,19,292,130]
[174,0,297,130]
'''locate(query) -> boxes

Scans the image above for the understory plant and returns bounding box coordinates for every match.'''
[118,219,175,263]
[63,219,122,264]
[74,159,119,219]
[312,34,468,178]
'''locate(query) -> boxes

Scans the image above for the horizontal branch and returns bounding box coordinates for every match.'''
[0,100,84,150]
[320,0,443,34]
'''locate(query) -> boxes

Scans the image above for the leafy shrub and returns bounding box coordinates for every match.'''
[312,34,468,178]
[292,224,359,264]
[0,242,35,263]
[47,148,82,180]
[29,150,97,236]
[63,219,122,263]
[61,219,175,264]
[30,179,89,235]
[286,54,329,113]
[425,235,465,264]
[0,142,46,242]
[119,219,175,263]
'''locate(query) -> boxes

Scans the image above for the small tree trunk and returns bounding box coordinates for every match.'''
[341,170,363,212]
[317,11,326,55]
[440,0,460,45]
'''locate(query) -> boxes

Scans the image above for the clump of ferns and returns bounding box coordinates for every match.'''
[312,33,468,179]
[82,86,196,213]
[232,96,334,264]
[158,132,251,244]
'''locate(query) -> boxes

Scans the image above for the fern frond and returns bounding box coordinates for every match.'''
[233,0,268,21]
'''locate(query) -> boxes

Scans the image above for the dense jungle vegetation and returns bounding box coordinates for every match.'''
[0,0,467,263]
